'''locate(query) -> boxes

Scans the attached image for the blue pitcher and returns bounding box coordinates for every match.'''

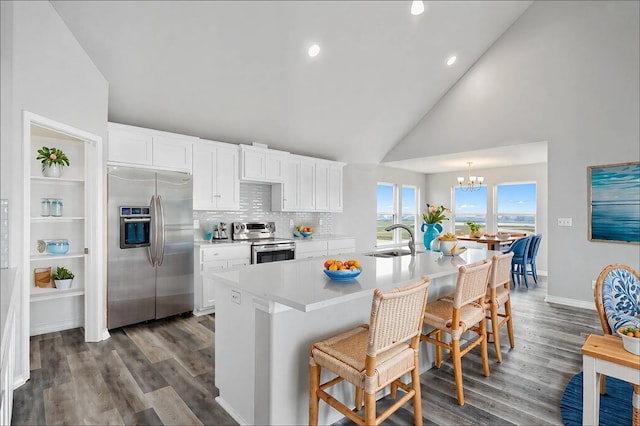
[421,223,443,251]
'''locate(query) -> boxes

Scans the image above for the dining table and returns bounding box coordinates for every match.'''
[456,233,526,251]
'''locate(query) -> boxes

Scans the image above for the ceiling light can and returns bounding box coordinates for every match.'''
[308,44,320,57]
[447,56,457,66]
[411,1,425,16]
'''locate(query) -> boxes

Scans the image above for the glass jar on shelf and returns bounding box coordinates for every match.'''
[40,198,51,216]
[50,199,63,217]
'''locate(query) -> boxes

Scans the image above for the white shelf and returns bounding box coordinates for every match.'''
[31,176,84,184]
[31,252,85,261]
[31,286,84,302]
[31,216,84,222]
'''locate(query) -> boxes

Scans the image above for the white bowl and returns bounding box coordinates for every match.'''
[439,239,459,256]
[496,233,511,240]
[618,329,640,355]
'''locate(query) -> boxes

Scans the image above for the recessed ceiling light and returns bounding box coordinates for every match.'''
[411,1,425,16]
[447,56,457,66]
[308,44,320,58]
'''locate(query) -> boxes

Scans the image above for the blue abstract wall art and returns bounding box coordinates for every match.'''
[588,162,640,244]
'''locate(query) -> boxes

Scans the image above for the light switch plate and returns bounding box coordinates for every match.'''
[558,218,572,227]
[193,219,200,229]
[231,290,241,305]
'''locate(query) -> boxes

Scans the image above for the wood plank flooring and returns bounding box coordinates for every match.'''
[12,277,602,425]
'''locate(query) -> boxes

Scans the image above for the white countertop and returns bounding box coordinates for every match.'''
[205,248,497,312]
[194,234,354,247]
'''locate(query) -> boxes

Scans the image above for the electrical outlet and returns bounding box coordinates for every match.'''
[289,219,294,227]
[558,218,572,227]
[231,290,241,305]
[193,219,199,229]
[319,219,324,226]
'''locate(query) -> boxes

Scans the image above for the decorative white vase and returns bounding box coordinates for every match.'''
[54,278,73,290]
[42,163,62,178]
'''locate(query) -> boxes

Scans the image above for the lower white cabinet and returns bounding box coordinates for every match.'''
[194,244,250,315]
[295,238,356,259]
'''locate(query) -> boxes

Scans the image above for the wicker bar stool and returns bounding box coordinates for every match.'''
[308,278,430,426]
[485,252,515,363]
[420,259,492,406]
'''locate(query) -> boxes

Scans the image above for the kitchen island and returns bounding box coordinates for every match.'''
[206,248,498,425]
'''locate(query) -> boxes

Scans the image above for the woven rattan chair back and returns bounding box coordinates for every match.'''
[452,259,493,309]
[367,280,431,357]
[489,252,514,289]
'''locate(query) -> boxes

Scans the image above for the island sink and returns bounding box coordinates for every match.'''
[365,249,415,258]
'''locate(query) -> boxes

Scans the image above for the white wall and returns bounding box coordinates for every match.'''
[385,1,639,307]
[336,164,428,254]
[0,0,108,386]
[424,162,548,273]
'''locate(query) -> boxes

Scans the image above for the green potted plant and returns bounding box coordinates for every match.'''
[466,221,484,238]
[51,266,74,290]
[36,146,70,178]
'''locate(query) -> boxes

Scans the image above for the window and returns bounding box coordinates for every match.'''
[376,183,418,245]
[377,183,394,242]
[496,183,537,233]
[453,187,487,233]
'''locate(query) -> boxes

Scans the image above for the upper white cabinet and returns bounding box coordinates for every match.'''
[108,122,195,173]
[272,155,344,212]
[239,144,288,183]
[193,140,240,211]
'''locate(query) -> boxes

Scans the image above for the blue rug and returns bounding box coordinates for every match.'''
[560,372,633,426]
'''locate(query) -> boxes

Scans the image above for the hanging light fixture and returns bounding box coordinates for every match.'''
[457,162,484,192]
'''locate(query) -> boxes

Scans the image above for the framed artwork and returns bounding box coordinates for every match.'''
[588,161,640,244]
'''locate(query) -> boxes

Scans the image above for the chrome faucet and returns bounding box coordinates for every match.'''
[384,224,416,256]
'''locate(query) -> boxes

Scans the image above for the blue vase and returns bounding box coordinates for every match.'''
[421,223,443,251]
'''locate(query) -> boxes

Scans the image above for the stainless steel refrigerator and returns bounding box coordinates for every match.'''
[107,166,193,329]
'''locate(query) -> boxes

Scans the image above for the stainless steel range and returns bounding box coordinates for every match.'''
[231,222,295,264]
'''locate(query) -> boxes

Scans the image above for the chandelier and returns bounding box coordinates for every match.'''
[457,162,484,192]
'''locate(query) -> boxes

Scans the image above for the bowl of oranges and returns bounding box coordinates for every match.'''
[323,259,362,281]
[617,326,640,355]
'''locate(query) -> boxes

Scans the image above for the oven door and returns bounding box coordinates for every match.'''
[252,243,295,264]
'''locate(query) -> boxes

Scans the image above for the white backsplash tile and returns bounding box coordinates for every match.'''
[194,183,333,239]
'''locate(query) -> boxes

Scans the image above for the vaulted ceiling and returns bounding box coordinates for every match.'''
[51,0,534,171]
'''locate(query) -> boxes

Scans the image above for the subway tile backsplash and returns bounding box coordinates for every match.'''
[194,183,333,239]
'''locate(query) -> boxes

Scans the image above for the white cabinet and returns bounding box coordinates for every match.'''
[295,240,328,259]
[108,122,195,173]
[194,244,250,315]
[272,155,344,212]
[295,238,356,259]
[193,140,240,211]
[327,238,356,256]
[239,145,288,183]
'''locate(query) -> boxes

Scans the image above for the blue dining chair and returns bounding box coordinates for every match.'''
[503,236,532,287]
[524,234,542,284]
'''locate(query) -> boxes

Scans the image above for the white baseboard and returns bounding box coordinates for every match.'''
[215,396,248,425]
[544,294,595,311]
[193,307,215,316]
[30,317,83,336]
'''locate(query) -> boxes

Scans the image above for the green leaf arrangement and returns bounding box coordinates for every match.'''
[51,266,74,280]
[36,146,70,172]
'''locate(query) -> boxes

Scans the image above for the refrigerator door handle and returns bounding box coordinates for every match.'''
[157,195,166,266]
[148,195,157,266]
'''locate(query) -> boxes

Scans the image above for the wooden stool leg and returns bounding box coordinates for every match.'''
[364,391,376,425]
[390,382,397,399]
[435,330,443,368]
[480,319,490,377]
[451,339,464,406]
[355,386,363,411]
[309,362,320,426]
[505,298,515,348]
[490,303,502,363]
[411,350,423,426]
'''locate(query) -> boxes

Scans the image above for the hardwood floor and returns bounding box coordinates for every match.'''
[12,277,602,425]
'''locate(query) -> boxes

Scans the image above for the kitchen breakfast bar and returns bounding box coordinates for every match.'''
[205,248,499,425]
